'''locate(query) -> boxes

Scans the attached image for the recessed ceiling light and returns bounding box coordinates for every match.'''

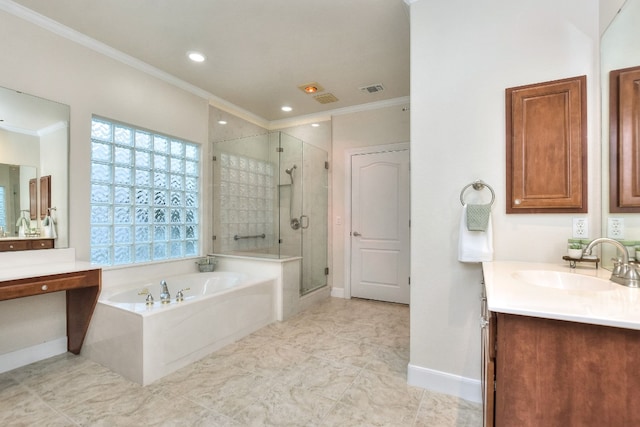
[217,120,227,125]
[187,51,206,62]
[311,123,320,127]
[281,106,293,112]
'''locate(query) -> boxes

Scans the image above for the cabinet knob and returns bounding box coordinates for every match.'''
[9,245,13,249]
[40,243,45,247]
[41,284,48,291]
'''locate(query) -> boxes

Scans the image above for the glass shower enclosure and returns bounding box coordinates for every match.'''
[212,132,328,296]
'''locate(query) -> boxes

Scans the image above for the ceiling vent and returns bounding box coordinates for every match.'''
[359,83,385,94]
[313,93,339,104]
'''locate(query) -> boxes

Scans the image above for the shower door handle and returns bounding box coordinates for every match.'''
[300,215,310,229]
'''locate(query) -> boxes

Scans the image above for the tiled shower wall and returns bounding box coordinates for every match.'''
[215,151,276,253]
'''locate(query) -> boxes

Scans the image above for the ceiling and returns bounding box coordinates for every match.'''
[9,0,410,124]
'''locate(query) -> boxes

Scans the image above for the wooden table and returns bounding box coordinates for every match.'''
[0,268,101,354]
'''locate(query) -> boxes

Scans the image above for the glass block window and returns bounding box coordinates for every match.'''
[0,187,6,230]
[90,117,200,266]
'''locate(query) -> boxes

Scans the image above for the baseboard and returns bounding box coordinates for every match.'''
[0,337,68,374]
[407,363,482,403]
[330,287,345,298]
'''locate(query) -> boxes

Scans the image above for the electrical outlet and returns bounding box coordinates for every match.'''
[572,218,588,238]
[608,218,624,239]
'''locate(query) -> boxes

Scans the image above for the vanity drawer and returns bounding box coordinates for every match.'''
[0,239,54,252]
[30,239,54,250]
[0,240,29,251]
[0,272,96,300]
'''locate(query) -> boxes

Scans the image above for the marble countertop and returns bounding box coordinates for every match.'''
[482,261,640,330]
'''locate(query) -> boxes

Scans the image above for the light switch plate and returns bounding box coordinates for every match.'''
[608,218,624,239]
[572,218,588,238]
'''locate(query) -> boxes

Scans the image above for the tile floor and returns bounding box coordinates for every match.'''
[0,297,481,426]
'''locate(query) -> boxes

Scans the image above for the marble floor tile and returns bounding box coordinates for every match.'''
[339,369,424,425]
[0,297,482,426]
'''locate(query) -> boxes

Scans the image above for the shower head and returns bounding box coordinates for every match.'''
[285,165,297,175]
[285,164,297,184]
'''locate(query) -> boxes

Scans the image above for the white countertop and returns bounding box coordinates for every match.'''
[482,261,640,330]
[0,248,97,282]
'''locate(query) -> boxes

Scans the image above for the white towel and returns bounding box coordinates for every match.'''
[458,204,493,262]
[43,215,57,239]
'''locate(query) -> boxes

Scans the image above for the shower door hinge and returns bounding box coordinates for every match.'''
[325,267,329,275]
[276,147,284,153]
[408,276,411,285]
[278,238,283,244]
[212,155,217,161]
[325,161,329,170]
[212,235,216,241]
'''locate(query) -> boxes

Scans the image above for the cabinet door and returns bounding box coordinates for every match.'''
[40,175,51,220]
[506,76,587,213]
[610,66,640,212]
[29,178,37,220]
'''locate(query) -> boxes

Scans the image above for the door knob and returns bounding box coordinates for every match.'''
[353,231,361,237]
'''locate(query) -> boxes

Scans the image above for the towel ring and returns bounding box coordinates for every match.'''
[460,180,495,206]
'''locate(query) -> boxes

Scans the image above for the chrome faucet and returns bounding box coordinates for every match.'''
[584,237,640,287]
[160,280,171,303]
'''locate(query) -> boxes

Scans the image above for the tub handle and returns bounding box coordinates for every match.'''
[175,288,191,302]
[138,288,155,305]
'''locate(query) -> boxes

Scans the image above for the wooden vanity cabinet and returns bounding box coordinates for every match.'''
[490,312,640,426]
[0,238,54,252]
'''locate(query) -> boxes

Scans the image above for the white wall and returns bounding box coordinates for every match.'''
[0,10,208,363]
[408,0,600,399]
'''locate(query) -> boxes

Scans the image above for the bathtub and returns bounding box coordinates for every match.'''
[82,271,276,385]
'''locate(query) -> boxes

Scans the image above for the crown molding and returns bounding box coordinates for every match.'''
[267,96,411,130]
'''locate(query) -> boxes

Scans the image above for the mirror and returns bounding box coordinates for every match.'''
[0,86,69,247]
[601,0,640,266]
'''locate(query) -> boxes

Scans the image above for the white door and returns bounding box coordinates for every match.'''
[350,149,410,304]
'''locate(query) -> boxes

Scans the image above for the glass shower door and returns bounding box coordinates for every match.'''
[301,144,328,295]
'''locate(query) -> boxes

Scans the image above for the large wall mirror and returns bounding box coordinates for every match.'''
[601,0,640,265]
[0,86,69,248]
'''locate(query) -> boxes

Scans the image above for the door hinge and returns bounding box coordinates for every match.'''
[278,238,283,244]
[325,161,329,170]
[325,267,329,275]
[276,147,284,153]
[212,155,217,161]
[212,235,216,241]
[409,219,411,228]
[408,276,411,285]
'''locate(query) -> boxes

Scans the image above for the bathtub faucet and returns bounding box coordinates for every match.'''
[160,280,171,303]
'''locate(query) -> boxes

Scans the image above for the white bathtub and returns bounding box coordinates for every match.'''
[83,271,276,385]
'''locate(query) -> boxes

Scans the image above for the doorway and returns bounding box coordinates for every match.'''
[347,143,410,304]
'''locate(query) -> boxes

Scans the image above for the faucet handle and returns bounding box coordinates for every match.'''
[175,288,191,302]
[138,288,155,305]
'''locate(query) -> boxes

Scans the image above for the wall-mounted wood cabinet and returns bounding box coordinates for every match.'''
[610,65,640,212]
[40,175,51,219]
[506,76,587,213]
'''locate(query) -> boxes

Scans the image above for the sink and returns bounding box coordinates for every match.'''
[512,270,614,291]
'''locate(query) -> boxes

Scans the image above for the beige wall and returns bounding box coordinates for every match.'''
[409,0,600,397]
[0,10,208,358]
[330,104,410,292]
